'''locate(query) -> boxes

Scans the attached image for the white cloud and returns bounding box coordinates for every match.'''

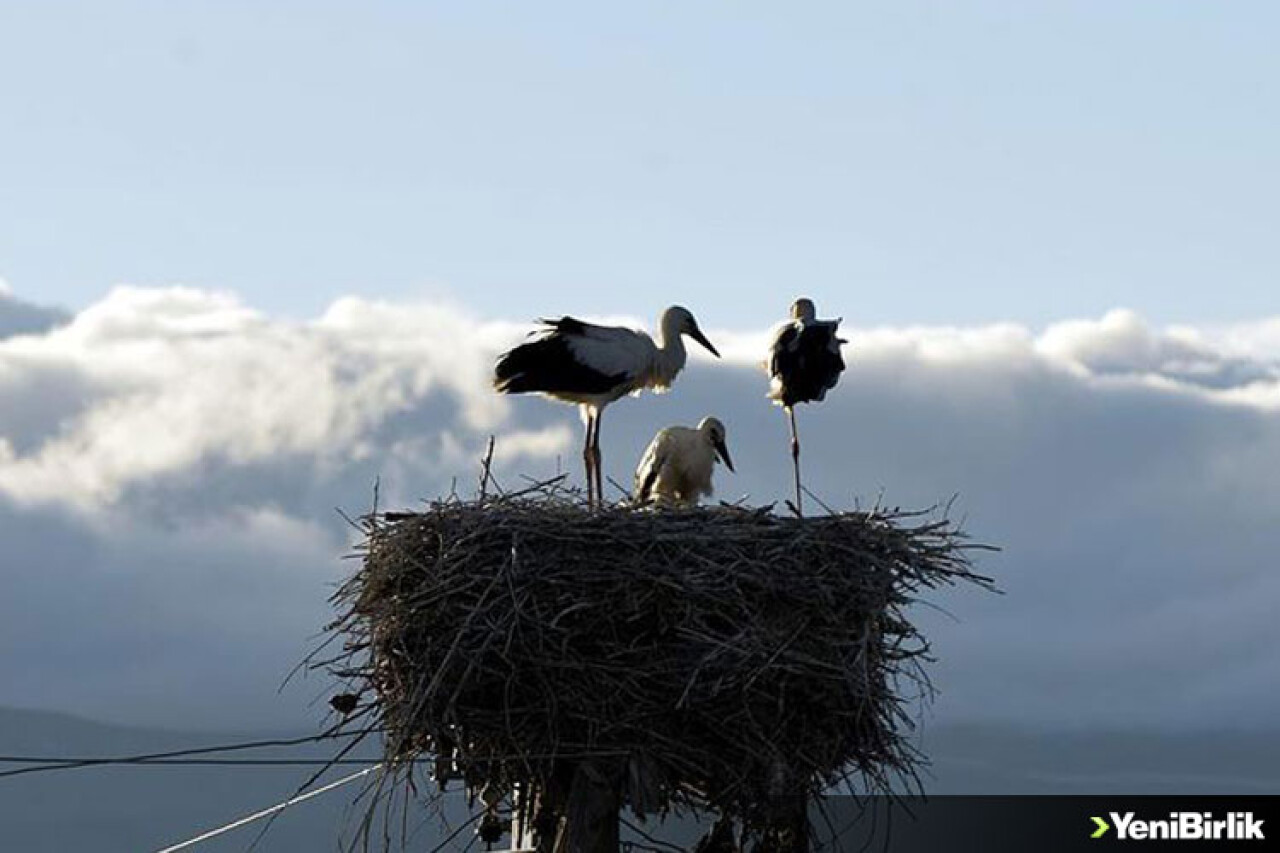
[0,286,561,510]
[1035,308,1277,391]
[1,287,1279,732]
[1212,317,1280,362]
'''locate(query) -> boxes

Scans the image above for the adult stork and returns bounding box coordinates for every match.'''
[494,306,720,507]
[633,416,734,507]
[766,297,846,514]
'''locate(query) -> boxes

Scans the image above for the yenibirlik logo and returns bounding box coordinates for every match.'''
[1091,812,1265,842]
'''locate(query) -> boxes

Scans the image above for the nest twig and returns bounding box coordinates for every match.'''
[320,476,996,850]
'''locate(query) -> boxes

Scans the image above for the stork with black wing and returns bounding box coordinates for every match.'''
[766,298,847,514]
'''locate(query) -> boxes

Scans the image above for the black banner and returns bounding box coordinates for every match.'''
[806,796,1277,852]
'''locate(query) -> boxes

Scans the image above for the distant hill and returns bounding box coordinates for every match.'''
[2,707,1277,851]
[919,722,1280,794]
[0,706,386,853]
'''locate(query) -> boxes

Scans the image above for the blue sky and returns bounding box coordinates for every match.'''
[1,1,1276,326]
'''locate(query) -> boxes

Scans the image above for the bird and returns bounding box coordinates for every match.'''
[633,417,734,507]
[494,306,720,508]
[766,297,846,515]
[328,692,359,716]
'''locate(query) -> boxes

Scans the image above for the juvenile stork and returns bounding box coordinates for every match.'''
[494,306,720,507]
[766,297,846,514]
[633,416,734,507]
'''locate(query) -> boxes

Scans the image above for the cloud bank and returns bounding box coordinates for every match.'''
[1,286,1278,732]
[0,281,70,339]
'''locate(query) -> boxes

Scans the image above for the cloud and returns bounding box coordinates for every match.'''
[1,286,1279,732]
[0,287,555,511]
[0,283,70,340]
[1036,308,1278,391]
[1210,317,1280,365]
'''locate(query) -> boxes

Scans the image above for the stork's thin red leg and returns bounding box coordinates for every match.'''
[591,408,604,509]
[787,406,803,516]
[582,409,597,508]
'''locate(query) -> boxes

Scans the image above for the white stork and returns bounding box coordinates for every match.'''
[633,416,734,507]
[766,297,846,514]
[494,306,720,507]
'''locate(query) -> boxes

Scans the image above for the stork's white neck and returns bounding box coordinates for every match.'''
[649,313,689,388]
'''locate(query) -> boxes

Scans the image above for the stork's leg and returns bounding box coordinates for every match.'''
[787,406,803,516]
[591,407,604,508]
[582,410,597,508]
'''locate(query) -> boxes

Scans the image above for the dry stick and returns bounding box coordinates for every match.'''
[492,474,568,503]
[477,436,496,501]
[605,475,632,502]
[423,810,486,853]
[618,816,686,853]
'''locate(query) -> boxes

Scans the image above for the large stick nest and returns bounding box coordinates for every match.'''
[323,478,995,844]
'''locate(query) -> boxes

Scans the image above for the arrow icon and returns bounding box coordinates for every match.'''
[1091,816,1111,839]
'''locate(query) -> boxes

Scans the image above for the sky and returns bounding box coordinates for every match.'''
[0,3,1278,739]
[1,1,1278,326]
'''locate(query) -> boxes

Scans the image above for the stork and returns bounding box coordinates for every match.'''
[766,297,846,515]
[494,306,720,507]
[633,416,734,507]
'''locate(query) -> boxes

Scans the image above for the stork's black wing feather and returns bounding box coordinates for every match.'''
[637,466,659,505]
[770,321,846,406]
[768,323,799,379]
[537,316,591,335]
[494,317,626,395]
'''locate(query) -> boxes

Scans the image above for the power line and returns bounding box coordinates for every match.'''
[0,757,387,768]
[0,729,375,781]
[153,764,382,853]
[1,744,630,780]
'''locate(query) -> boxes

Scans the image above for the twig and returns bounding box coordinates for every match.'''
[478,436,496,501]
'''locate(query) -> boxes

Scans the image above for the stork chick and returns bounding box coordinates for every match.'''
[766,297,846,514]
[634,417,734,507]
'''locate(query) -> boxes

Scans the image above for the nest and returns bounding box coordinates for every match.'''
[321,478,995,850]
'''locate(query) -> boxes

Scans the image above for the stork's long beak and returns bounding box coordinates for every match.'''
[688,325,720,358]
[713,437,734,472]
